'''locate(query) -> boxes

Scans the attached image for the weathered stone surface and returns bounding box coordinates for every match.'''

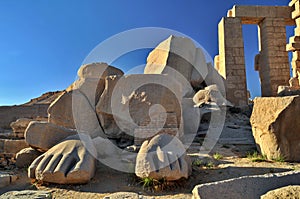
[144,35,214,92]
[92,136,119,158]
[250,96,300,161]
[261,185,300,199]
[29,134,96,184]
[10,118,33,134]
[15,147,42,168]
[0,139,28,154]
[277,85,300,96]
[193,85,232,107]
[68,62,124,106]
[48,90,103,138]
[25,121,77,152]
[192,171,300,199]
[104,192,139,199]
[181,98,200,135]
[96,74,193,139]
[0,172,17,189]
[77,62,124,79]
[0,105,49,130]
[47,91,75,129]
[0,190,52,199]
[0,91,62,129]
[228,5,293,24]
[135,134,191,181]
[217,17,248,106]
[70,90,105,138]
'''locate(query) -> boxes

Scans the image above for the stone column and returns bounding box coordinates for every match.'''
[217,17,247,106]
[258,18,290,96]
[287,0,300,87]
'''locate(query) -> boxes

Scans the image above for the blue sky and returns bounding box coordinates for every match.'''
[0,0,292,105]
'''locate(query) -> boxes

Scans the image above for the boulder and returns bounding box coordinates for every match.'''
[261,185,300,199]
[28,134,96,184]
[68,62,124,106]
[96,74,196,139]
[250,96,300,161]
[25,121,77,152]
[48,90,104,138]
[47,91,75,129]
[144,35,225,93]
[10,118,33,135]
[135,134,191,181]
[144,35,208,91]
[193,85,232,107]
[0,139,29,154]
[15,147,42,168]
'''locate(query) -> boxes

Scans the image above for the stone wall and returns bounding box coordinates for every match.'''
[0,104,49,129]
[215,5,293,105]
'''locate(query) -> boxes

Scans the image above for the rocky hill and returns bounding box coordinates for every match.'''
[0,91,63,129]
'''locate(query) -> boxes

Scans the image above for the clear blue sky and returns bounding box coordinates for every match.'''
[0,0,292,105]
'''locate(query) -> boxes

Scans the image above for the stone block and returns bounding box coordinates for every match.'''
[0,172,17,189]
[15,147,42,168]
[294,26,300,36]
[292,51,300,60]
[295,17,300,27]
[261,186,300,199]
[251,96,300,161]
[256,6,277,18]
[289,0,298,6]
[0,190,52,199]
[25,121,77,151]
[291,60,300,69]
[292,0,300,19]
[3,139,28,154]
[286,43,300,51]
[192,171,300,199]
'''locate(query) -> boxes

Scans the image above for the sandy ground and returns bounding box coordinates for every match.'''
[1,147,299,199]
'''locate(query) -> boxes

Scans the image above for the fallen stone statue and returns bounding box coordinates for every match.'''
[23,35,227,184]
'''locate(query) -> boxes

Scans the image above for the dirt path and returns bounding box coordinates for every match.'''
[1,154,299,199]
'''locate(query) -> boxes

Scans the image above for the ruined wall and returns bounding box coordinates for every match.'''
[215,5,293,105]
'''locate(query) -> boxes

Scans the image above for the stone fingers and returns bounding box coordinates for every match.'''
[28,155,44,179]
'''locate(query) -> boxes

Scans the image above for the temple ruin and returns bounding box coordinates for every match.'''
[215,5,295,106]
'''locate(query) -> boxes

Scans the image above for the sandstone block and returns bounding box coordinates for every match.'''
[144,35,211,92]
[15,147,42,168]
[25,121,77,152]
[193,85,232,107]
[48,90,103,138]
[192,171,300,199]
[2,139,28,154]
[261,185,300,199]
[10,118,33,136]
[48,91,75,129]
[96,74,194,139]
[69,63,124,106]
[250,96,300,161]
[0,190,52,199]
